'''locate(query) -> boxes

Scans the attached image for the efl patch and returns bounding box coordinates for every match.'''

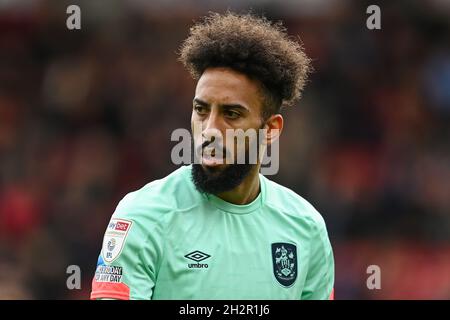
[102,218,132,263]
[271,242,298,287]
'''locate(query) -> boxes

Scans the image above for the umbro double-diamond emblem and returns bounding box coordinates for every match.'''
[185,250,211,268]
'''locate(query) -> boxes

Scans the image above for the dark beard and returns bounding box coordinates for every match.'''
[191,163,255,195]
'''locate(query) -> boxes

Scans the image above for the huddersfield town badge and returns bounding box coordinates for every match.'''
[272,242,297,287]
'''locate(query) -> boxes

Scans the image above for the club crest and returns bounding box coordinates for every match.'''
[271,242,297,287]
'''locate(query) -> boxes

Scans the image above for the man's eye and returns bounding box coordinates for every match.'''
[194,105,208,115]
[225,110,240,119]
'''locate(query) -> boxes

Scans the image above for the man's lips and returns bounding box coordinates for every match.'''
[201,156,222,167]
[201,148,224,166]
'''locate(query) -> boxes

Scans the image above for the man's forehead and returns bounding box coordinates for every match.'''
[195,68,262,107]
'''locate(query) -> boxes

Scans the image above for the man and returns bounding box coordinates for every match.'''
[91,12,334,300]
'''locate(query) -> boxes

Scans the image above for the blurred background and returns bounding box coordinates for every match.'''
[0,0,449,299]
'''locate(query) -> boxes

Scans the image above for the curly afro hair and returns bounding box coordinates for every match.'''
[179,11,312,118]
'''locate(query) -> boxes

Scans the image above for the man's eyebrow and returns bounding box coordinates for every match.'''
[221,104,249,112]
[193,98,208,106]
[193,98,249,112]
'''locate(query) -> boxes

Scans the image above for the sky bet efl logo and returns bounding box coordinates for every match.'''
[103,218,133,263]
[108,220,130,232]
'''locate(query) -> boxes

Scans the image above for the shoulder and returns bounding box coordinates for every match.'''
[113,165,200,225]
[262,175,327,232]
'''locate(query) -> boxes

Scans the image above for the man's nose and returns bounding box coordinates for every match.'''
[202,110,223,142]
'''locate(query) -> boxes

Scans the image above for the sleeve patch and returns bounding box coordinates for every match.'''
[101,218,133,263]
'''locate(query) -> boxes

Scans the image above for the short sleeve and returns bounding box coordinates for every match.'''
[300,214,335,300]
[90,192,165,300]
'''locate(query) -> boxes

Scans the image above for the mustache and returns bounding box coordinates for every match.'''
[196,139,228,158]
[201,139,215,149]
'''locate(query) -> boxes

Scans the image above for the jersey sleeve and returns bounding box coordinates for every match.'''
[301,214,335,300]
[90,192,166,300]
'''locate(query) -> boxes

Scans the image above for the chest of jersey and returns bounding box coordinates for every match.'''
[152,205,314,299]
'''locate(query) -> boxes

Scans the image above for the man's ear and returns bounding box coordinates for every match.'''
[262,114,283,146]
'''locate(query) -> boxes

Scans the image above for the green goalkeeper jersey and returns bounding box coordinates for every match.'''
[90,165,334,300]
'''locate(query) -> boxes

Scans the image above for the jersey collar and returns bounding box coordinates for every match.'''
[204,174,266,214]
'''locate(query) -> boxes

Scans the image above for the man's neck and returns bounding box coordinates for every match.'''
[215,165,261,205]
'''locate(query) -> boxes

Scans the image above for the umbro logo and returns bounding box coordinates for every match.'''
[185,250,211,262]
[185,250,210,268]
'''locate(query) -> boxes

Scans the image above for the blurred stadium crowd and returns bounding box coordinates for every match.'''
[0,0,449,299]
